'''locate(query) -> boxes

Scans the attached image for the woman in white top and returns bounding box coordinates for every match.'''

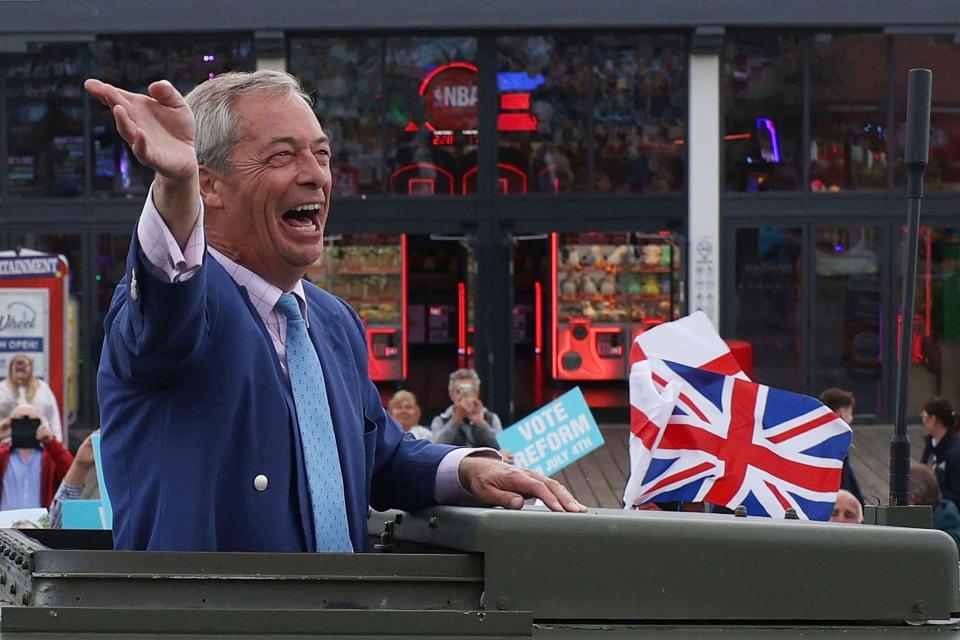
[0,354,62,441]
[387,390,433,442]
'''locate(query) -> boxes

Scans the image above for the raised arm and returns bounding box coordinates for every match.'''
[84,79,199,249]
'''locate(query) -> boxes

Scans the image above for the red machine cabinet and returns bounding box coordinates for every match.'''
[307,234,407,382]
[551,231,684,381]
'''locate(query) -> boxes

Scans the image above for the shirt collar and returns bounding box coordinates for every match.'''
[208,247,308,326]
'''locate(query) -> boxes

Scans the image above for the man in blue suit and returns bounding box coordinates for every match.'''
[87,71,584,552]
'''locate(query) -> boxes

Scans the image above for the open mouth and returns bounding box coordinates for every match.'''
[282,203,323,233]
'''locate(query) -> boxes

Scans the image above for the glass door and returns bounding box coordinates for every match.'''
[812,224,885,416]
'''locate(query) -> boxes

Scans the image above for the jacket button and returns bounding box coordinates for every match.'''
[253,474,268,491]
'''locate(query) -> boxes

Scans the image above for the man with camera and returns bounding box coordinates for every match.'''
[431,369,504,450]
[0,404,73,511]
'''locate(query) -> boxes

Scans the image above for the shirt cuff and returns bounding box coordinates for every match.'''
[433,447,501,505]
[136,183,205,283]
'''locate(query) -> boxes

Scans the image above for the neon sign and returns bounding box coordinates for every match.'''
[405,62,539,137]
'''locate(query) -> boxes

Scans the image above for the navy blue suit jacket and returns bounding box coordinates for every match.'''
[97,236,454,551]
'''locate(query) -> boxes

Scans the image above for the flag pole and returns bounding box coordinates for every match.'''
[890,69,932,507]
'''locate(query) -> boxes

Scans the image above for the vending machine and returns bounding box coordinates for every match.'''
[551,231,684,381]
[307,234,407,381]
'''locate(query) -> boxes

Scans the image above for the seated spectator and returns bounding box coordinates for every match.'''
[0,404,72,511]
[829,489,863,524]
[0,354,63,440]
[920,397,960,504]
[910,462,960,552]
[49,431,98,529]
[387,391,433,442]
[430,369,503,449]
[819,388,864,504]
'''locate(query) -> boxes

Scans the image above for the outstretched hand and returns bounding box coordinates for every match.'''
[85,79,197,180]
[458,456,587,512]
[85,78,200,247]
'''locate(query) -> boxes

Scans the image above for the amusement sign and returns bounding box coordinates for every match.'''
[420,62,479,131]
[0,252,70,432]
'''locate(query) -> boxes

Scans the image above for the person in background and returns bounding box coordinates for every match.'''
[910,462,960,552]
[920,396,960,504]
[0,404,72,510]
[0,354,63,441]
[819,388,863,504]
[828,489,863,524]
[431,369,503,449]
[48,431,97,528]
[387,391,433,442]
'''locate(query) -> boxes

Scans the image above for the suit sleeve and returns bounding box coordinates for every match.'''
[338,301,457,512]
[101,231,211,385]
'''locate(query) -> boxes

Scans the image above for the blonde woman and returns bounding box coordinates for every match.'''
[0,355,62,441]
[387,391,433,442]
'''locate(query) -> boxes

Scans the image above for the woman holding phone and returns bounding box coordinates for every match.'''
[0,354,63,441]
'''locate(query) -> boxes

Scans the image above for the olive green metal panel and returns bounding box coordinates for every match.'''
[532,623,960,638]
[0,529,484,611]
[377,506,960,622]
[0,607,532,637]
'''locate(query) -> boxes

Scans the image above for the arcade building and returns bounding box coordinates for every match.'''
[0,1,958,436]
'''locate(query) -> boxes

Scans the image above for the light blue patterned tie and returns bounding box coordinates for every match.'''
[276,293,352,552]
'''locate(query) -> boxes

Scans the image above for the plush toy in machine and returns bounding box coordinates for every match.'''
[659,244,672,266]
[641,244,663,266]
[580,273,598,296]
[590,245,607,268]
[625,273,643,295]
[560,274,578,297]
[582,301,597,318]
[657,299,672,317]
[658,275,671,294]
[605,245,629,268]
[641,274,660,295]
[599,273,617,296]
[564,246,582,269]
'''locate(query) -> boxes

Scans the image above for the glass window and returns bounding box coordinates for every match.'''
[496,35,590,194]
[724,33,803,191]
[893,36,960,193]
[810,34,887,192]
[903,226,960,417]
[290,37,384,197]
[386,37,477,196]
[734,227,804,392]
[813,226,882,415]
[5,44,89,197]
[91,35,254,197]
[592,34,686,193]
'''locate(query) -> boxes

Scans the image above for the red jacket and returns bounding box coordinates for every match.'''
[0,440,73,508]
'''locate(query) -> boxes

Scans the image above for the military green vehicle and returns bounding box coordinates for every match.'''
[0,504,955,638]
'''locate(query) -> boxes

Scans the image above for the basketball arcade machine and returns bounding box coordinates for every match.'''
[387,62,542,369]
[388,62,539,197]
[551,232,685,381]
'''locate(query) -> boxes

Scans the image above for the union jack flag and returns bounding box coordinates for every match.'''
[624,316,851,521]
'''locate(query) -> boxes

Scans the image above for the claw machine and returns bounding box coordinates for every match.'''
[551,231,684,380]
[307,234,407,381]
